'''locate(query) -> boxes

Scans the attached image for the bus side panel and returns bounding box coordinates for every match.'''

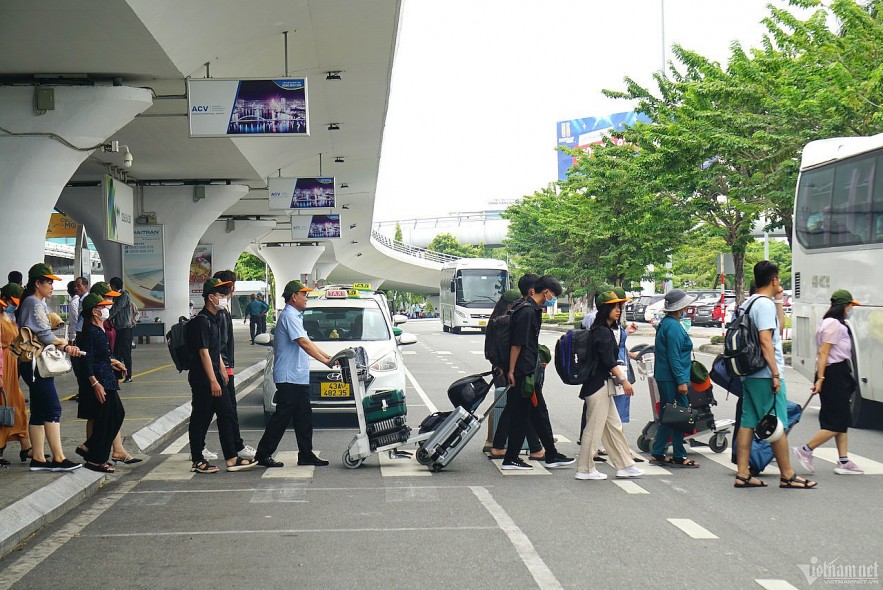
[851,306,883,405]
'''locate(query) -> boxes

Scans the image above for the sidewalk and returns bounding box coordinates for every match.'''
[0,322,267,557]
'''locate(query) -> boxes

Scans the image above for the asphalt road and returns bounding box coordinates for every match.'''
[1,319,881,589]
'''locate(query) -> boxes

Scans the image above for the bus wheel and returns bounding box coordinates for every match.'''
[452,326,461,335]
[443,324,450,333]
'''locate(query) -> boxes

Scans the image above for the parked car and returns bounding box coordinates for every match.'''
[682,291,720,324]
[644,298,666,323]
[256,286,417,424]
[628,294,664,322]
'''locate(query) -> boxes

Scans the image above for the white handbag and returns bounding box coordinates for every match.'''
[35,345,72,378]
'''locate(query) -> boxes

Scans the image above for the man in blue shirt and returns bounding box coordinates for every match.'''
[734,261,817,489]
[254,280,335,468]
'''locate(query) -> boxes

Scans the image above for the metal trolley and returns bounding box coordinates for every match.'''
[633,346,734,454]
[336,348,433,469]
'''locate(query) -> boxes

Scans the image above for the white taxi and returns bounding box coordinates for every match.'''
[258,285,417,423]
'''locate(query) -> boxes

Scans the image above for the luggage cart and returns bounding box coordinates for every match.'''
[633,346,733,454]
[337,348,434,469]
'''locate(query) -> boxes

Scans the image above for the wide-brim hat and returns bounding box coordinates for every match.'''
[662,289,697,312]
[690,360,712,392]
[28,262,61,281]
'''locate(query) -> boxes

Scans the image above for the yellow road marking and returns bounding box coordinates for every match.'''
[132,363,175,378]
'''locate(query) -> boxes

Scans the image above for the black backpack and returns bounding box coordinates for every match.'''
[722,296,769,377]
[554,327,597,385]
[483,300,527,371]
[166,315,205,372]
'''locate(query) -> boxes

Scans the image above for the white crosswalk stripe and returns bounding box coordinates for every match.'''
[809,447,883,475]
[260,451,318,479]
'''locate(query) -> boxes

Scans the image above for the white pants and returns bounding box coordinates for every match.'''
[577,381,635,473]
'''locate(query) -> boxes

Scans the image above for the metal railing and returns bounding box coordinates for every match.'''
[370,230,460,263]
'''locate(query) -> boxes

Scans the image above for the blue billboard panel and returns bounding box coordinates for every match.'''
[556,111,651,181]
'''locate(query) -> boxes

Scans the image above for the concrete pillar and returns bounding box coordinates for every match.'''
[141,185,249,323]
[258,245,325,310]
[57,185,123,278]
[314,262,339,283]
[200,219,276,273]
[0,86,152,271]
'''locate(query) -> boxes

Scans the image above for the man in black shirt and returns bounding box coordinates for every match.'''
[187,278,258,474]
[503,275,574,471]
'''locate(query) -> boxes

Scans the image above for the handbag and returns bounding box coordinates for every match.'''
[35,345,72,378]
[9,326,44,362]
[0,389,14,427]
[660,403,699,434]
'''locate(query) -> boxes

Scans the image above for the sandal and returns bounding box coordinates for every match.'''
[670,457,699,468]
[191,461,219,474]
[650,455,673,465]
[780,474,817,489]
[226,457,259,472]
[84,462,115,474]
[112,455,143,464]
[734,474,767,488]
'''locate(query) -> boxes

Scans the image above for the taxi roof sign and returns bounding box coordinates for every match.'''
[352,282,372,291]
[325,289,349,299]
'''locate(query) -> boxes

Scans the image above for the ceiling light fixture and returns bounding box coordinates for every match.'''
[350,240,358,244]
[341,204,350,209]
[334,156,344,163]
[340,183,349,189]
[349,223,357,229]
[327,123,340,131]
[326,71,342,81]
[356,252,362,257]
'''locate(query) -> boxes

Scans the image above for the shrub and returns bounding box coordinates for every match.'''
[710,335,724,345]
[783,340,792,354]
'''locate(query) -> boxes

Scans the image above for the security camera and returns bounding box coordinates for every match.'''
[122,149,133,168]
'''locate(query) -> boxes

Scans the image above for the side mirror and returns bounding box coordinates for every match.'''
[392,314,408,326]
[254,333,273,346]
[397,333,417,346]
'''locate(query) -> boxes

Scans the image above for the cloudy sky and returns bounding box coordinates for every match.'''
[373,0,798,222]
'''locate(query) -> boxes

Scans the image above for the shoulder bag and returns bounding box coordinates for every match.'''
[9,326,44,362]
[660,403,699,434]
[36,344,72,378]
[0,388,15,427]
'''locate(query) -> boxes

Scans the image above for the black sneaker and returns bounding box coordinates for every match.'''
[501,457,533,471]
[51,459,82,472]
[257,457,284,468]
[545,453,575,468]
[29,460,53,472]
[297,454,329,467]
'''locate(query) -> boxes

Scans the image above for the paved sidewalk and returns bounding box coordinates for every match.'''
[0,322,267,556]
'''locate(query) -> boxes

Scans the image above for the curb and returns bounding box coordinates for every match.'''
[0,359,266,559]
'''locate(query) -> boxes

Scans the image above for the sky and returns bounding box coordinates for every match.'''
[373,0,797,222]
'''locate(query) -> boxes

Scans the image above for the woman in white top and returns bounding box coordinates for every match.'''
[792,289,863,475]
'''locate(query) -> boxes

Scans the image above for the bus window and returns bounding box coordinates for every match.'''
[455,269,507,308]
[831,155,874,245]
[795,166,833,248]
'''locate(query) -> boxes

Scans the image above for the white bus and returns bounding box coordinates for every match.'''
[792,133,883,427]
[439,258,510,334]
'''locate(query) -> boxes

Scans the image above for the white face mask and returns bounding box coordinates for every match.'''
[98,308,110,321]
[216,297,229,311]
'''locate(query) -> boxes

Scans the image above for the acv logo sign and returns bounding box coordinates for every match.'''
[191,105,210,112]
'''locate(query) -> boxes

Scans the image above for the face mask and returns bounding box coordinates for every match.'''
[3,304,14,315]
[99,308,110,321]
[544,296,557,308]
[846,309,854,319]
[217,297,229,311]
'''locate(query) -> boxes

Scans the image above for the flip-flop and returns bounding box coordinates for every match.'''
[734,474,767,488]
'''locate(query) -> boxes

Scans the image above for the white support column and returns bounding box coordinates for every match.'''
[258,245,325,310]
[140,185,249,323]
[200,219,276,273]
[0,86,152,270]
[57,186,123,278]
[313,262,339,283]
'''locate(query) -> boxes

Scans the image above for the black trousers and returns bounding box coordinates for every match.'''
[249,316,260,343]
[189,381,238,462]
[256,383,313,459]
[504,375,557,461]
[113,327,133,377]
[84,390,125,464]
[259,314,267,335]
[226,374,245,451]
[492,388,542,452]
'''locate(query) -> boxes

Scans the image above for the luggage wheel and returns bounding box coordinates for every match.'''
[388,450,413,460]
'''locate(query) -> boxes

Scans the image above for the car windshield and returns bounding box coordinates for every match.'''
[302,306,390,341]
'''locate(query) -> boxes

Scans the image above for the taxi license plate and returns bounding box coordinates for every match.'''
[478,320,487,326]
[320,382,351,397]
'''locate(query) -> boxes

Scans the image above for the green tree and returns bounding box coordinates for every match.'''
[394,222,403,242]
[234,252,270,282]
[426,233,483,257]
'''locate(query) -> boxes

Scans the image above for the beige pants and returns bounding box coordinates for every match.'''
[577,381,635,473]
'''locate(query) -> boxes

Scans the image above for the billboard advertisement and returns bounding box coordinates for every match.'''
[46,213,78,238]
[268,177,336,210]
[123,225,165,309]
[555,111,651,181]
[291,214,341,240]
[187,78,308,137]
[189,245,213,298]
[103,175,135,245]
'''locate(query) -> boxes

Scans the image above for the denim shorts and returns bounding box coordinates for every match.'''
[20,361,62,425]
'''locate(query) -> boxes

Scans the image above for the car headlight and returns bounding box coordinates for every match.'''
[370,351,398,372]
[455,309,468,319]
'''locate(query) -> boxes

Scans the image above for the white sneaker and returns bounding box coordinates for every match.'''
[238,445,257,460]
[575,470,607,480]
[834,460,864,475]
[616,465,645,478]
[202,449,219,460]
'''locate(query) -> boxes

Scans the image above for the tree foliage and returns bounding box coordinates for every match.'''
[426,233,485,258]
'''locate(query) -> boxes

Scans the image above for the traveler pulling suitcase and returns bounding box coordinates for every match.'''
[416,385,509,472]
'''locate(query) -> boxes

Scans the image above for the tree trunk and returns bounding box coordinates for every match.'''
[733,250,746,305]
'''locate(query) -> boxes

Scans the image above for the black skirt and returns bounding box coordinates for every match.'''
[817,360,854,433]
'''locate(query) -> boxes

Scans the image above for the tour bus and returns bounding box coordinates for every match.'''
[439,258,510,334]
[792,133,883,427]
